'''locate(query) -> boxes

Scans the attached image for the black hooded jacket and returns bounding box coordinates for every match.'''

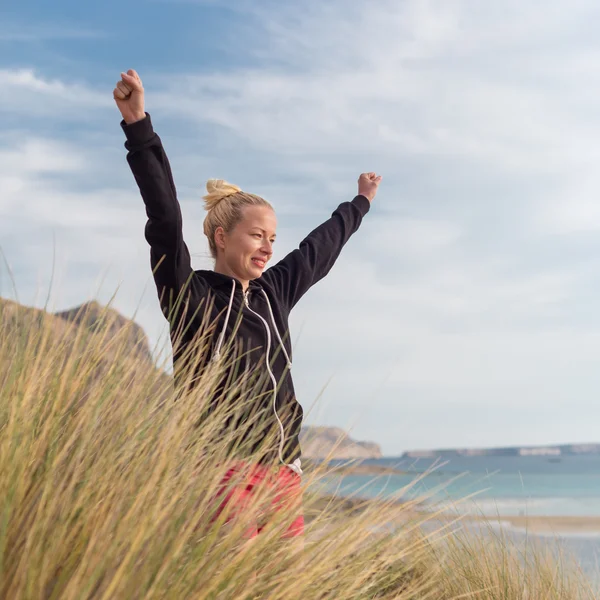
[122,113,371,472]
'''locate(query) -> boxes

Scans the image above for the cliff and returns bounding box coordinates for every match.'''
[299,426,382,459]
[55,301,154,365]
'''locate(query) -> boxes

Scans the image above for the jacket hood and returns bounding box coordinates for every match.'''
[195,269,264,292]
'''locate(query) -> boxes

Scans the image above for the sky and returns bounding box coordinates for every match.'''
[3,0,600,456]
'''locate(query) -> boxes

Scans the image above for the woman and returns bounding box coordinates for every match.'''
[114,69,381,540]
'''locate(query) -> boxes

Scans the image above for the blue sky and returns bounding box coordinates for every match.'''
[3,0,600,455]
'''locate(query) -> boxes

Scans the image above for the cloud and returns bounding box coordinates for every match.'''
[532,175,600,234]
[0,69,111,117]
[0,136,86,174]
[5,1,600,452]
[150,0,600,181]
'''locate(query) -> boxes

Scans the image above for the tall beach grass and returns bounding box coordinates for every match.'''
[0,296,596,599]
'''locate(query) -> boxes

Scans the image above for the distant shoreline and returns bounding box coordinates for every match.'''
[401,444,600,459]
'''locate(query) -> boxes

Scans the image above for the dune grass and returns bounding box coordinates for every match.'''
[0,297,596,599]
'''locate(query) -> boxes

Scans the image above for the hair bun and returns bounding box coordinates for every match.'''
[203,179,242,211]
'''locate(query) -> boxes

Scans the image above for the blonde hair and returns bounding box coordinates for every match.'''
[202,179,273,259]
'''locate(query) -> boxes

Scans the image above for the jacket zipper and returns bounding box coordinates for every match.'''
[243,290,287,468]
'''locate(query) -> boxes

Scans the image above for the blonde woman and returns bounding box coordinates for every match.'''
[114,69,382,540]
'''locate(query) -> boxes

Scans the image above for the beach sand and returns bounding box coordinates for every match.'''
[480,515,600,536]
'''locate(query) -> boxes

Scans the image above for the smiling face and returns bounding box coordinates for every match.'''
[214,205,277,288]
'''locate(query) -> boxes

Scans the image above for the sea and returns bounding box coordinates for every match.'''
[313,454,600,589]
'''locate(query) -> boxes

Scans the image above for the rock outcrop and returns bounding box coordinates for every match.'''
[300,426,382,460]
[55,301,154,365]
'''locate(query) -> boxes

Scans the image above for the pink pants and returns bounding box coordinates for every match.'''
[210,461,304,539]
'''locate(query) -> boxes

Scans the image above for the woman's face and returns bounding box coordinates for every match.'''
[216,205,277,284]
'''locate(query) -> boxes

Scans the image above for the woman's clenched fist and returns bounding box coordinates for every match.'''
[113,69,146,125]
[358,172,382,202]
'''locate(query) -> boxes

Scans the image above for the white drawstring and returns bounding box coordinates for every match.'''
[260,289,292,370]
[211,280,236,363]
[210,281,302,476]
[244,289,301,476]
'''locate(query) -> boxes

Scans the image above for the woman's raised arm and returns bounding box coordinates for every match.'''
[261,173,381,310]
[115,70,202,320]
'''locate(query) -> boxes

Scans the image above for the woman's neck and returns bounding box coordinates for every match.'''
[213,260,249,291]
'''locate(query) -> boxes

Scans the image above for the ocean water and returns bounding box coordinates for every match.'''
[317,455,600,517]
[313,454,600,586]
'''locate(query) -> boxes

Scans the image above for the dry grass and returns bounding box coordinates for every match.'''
[0,297,596,599]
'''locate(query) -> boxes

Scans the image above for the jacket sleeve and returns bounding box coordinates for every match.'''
[121,113,202,319]
[261,195,371,311]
